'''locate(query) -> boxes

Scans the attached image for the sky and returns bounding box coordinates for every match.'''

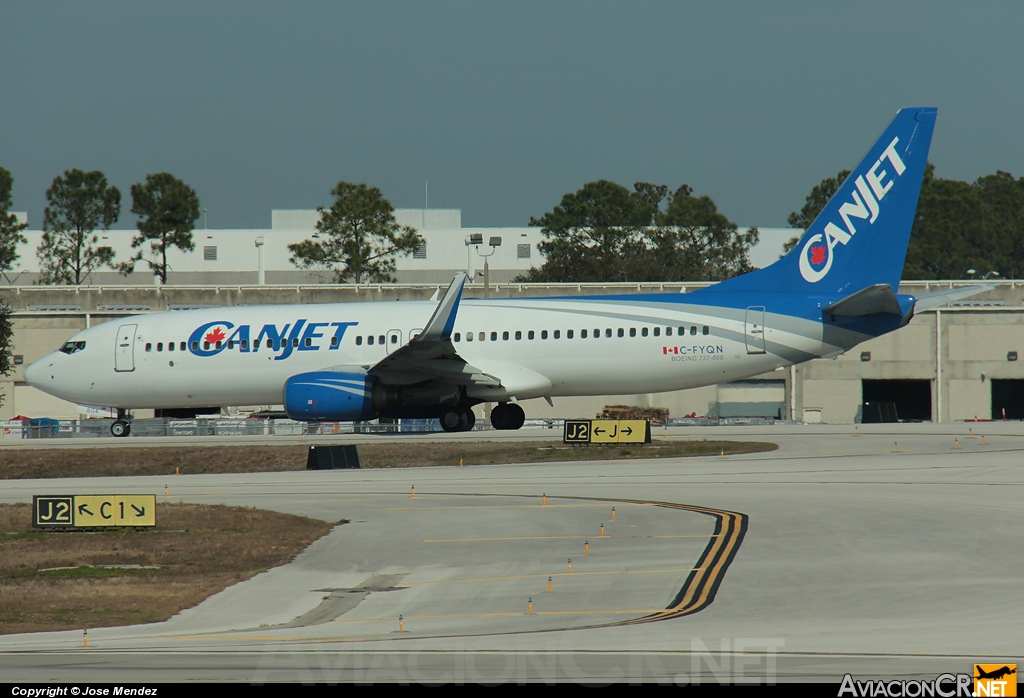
[2,1,1022,231]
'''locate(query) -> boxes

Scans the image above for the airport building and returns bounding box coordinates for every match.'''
[2,210,1020,425]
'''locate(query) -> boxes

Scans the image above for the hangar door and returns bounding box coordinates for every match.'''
[991,380,1024,420]
[862,379,932,422]
[114,324,137,372]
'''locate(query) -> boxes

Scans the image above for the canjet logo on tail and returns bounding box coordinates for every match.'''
[187,320,358,360]
[799,137,907,283]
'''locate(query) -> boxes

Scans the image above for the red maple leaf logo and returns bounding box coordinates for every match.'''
[205,327,227,344]
[809,243,827,266]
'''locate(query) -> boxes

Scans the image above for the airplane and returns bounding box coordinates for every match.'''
[24,106,982,437]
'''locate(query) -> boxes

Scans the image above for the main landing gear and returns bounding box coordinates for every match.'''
[490,402,525,431]
[440,405,476,433]
[111,409,131,438]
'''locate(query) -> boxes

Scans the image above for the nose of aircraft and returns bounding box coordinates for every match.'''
[23,357,47,387]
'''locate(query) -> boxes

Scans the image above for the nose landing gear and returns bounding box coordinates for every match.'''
[111,409,132,438]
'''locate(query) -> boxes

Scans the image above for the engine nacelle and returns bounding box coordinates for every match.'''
[283,372,378,422]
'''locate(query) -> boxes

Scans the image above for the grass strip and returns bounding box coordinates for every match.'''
[0,440,775,479]
[0,503,337,635]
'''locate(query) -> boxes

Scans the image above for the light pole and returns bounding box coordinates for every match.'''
[967,268,976,279]
[465,234,502,298]
[203,208,208,230]
[984,270,1000,280]
[255,236,265,285]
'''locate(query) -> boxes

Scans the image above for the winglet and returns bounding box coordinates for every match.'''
[414,272,467,343]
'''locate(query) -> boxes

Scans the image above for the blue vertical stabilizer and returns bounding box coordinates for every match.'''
[707,107,936,297]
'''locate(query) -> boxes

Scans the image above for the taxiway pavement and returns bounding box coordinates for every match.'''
[1,425,1021,682]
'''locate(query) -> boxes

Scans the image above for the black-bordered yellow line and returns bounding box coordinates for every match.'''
[422,491,748,628]
[402,567,697,585]
[423,534,714,542]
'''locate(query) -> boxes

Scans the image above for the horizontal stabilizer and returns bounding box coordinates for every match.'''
[823,284,903,317]
[913,285,994,312]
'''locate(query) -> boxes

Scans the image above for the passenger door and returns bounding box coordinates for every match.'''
[114,324,138,372]
[744,307,766,355]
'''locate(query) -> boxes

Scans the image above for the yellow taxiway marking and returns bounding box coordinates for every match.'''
[384,503,647,511]
[402,567,697,585]
[423,534,714,542]
[330,608,665,623]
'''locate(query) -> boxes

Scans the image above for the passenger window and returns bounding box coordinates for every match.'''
[357,336,364,345]
[466,332,474,342]
[641,327,648,337]
[191,341,199,351]
[703,326,710,335]
[617,328,624,337]
[515,330,522,340]
[503,331,509,340]
[180,342,186,351]
[593,329,600,338]
[216,341,223,350]
[241,340,248,349]
[541,330,548,339]
[666,327,672,337]
[528,330,535,340]
[227,341,233,349]
[378,335,385,345]
[168,342,174,352]
[293,338,299,347]
[146,343,153,352]
[553,330,560,339]
[678,326,685,335]
[604,328,611,338]
[330,337,338,347]
[453,333,459,342]
[491,331,497,341]
[629,327,636,338]
[690,326,697,336]
[203,342,210,350]
[478,332,485,341]
[368,336,375,345]
[305,337,312,347]
[567,329,574,339]
[157,342,163,352]
[581,329,587,338]
[654,327,661,337]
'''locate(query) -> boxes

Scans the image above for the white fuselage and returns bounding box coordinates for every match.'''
[26,294,840,410]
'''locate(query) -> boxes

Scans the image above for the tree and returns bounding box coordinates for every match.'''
[288,182,422,283]
[516,180,757,282]
[782,169,850,256]
[121,172,201,283]
[37,169,120,284]
[974,170,1024,279]
[0,166,29,274]
[516,180,657,283]
[0,300,12,409]
[648,185,759,280]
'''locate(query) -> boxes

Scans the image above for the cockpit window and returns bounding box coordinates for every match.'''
[59,341,86,355]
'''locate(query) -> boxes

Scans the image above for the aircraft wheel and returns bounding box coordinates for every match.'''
[440,408,466,433]
[491,403,525,430]
[507,403,525,430]
[463,408,476,431]
[110,420,131,438]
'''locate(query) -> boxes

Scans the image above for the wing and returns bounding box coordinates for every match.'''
[368,272,502,390]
